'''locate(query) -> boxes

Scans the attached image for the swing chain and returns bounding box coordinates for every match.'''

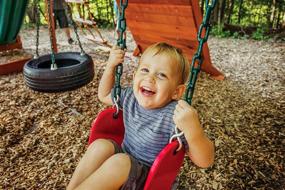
[34,0,40,58]
[184,0,217,105]
[113,0,128,110]
[171,0,217,151]
[116,0,128,49]
[46,0,57,70]
[65,3,85,55]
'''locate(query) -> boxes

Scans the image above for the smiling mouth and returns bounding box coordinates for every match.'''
[140,86,156,96]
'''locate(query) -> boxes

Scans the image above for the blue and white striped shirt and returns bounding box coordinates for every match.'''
[113,87,187,166]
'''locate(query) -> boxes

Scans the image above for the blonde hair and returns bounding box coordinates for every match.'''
[140,42,190,84]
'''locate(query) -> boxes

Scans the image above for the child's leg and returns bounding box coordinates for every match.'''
[67,139,116,190]
[74,153,131,190]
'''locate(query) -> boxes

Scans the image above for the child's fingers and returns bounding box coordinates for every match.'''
[175,105,183,114]
[112,45,126,52]
[178,100,190,108]
[112,49,125,56]
[175,100,188,112]
[115,52,124,60]
[178,100,197,112]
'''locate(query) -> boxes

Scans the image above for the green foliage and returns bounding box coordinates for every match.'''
[210,25,231,38]
[22,0,282,42]
[22,21,35,30]
[252,28,270,40]
[233,32,239,39]
[210,25,271,41]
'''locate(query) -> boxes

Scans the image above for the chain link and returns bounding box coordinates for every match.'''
[65,3,85,55]
[184,0,217,104]
[46,0,57,70]
[34,0,40,58]
[113,0,128,106]
[111,0,215,110]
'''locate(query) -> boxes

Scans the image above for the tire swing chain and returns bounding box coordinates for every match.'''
[171,0,217,152]
[46,0,86,71]
[65,2,85,56]
[47,0,57,70]
[113,0,128,118]
[34,0,40,59]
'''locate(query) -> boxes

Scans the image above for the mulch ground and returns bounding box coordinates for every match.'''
[0,27,284,190]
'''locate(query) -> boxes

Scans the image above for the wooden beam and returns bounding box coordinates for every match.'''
[45,0,58,53]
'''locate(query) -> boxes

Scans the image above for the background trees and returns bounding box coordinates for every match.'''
[208,0,285,33]
[25,0,285,40]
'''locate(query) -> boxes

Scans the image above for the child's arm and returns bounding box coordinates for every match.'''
[173,100,215,168]
[98,46,125,105]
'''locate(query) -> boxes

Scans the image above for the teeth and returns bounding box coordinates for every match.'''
[143,86,152,91]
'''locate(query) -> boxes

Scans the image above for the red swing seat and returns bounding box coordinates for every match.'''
[88,107,185,190]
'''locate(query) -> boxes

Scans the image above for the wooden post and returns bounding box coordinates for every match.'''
[45,0,58,53]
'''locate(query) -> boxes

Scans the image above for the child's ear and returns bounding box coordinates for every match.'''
[172,84,186,100]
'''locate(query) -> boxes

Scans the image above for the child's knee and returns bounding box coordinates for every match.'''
[105,153,131,173]
[88,139,115,154]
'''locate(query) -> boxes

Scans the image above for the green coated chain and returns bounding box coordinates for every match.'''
[65,3,85,55]
[113,0,128,105]
[47,0,57,70]
[34,0,40,58]
[184,0,217,105]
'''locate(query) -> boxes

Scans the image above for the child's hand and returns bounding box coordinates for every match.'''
[106,45,125,68]
[173,100,203,141]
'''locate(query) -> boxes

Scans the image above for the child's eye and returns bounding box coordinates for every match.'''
[140,68,149,73]
[157,73,167,79]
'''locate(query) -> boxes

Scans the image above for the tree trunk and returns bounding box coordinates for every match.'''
[267,0,273,27]
[26,3,37,24]
[281,12,285,30]
[218,0,226,25]
[212,0,219,24]
[237,0,244,24]
[108,0,115,26]
[227,0,234,24]
[106,0,112,21]
[249,1,254,24]
[276,8,281,29]
[270,0,276,27]
[94,0,101,21]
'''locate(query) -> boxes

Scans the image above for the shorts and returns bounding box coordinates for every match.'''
[53,9,69,28]
[110,140,150,190]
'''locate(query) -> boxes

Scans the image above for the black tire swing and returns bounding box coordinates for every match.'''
[23,0,94,92]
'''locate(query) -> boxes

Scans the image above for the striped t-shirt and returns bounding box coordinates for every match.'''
[113,87,187,166]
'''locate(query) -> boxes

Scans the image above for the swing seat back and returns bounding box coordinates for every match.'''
[89,108,185,190]
[88,107,124,145]
[144,141,185,190]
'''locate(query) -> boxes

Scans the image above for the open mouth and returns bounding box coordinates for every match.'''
[140,86,156,96]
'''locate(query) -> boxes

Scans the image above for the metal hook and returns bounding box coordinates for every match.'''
[169,127,184,152]
[113,95,120,118]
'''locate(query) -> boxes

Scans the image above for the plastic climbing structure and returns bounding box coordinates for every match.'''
[0,0,32,75]
[120,0,224,80]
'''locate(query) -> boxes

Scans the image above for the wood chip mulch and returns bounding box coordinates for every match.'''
[0,28,284,189]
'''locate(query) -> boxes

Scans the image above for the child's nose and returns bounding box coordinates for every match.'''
[145,74,155,83]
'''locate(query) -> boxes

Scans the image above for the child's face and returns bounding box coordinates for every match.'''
[133,53,183,109]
